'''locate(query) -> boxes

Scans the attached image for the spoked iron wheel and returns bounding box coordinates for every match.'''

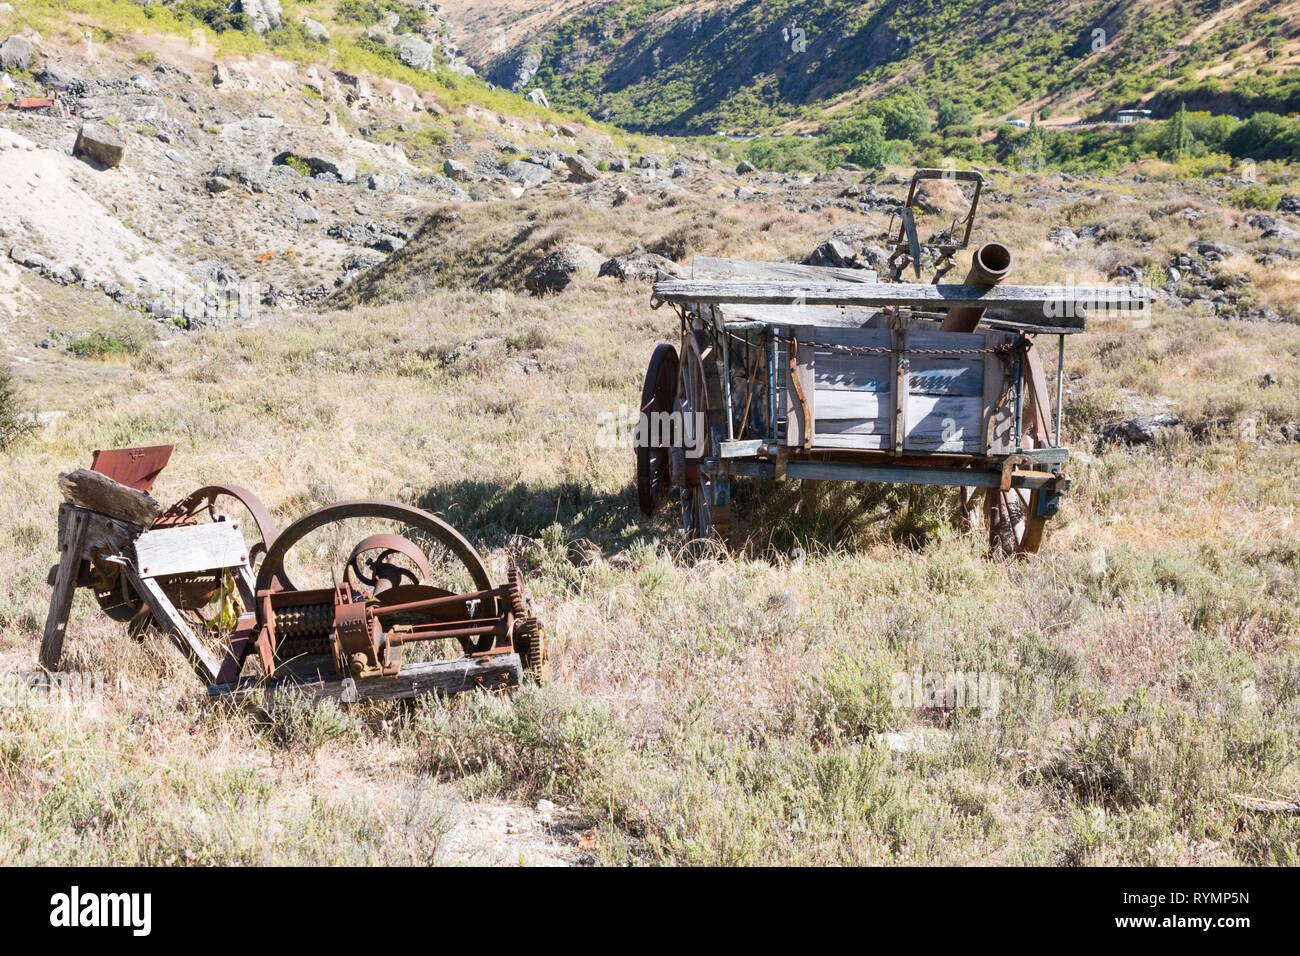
[636,343,679,516]
[676,331,730,542]
[255,500,496,656]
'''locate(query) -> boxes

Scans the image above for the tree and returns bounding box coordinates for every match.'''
[1164,102,1193,161]
[0,361,31,449]
[1225,112,1300,162]
[936,99,973,130]
[872,89,931,142]
[828,114,892,168]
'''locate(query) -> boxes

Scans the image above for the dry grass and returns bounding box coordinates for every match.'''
[1,168,1298,865]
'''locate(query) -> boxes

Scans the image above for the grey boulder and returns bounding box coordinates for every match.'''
[525,243,601,294]
[504,160,551,188]
[0,35,33,72]
[563,153,600,182]
[73,122,125,168]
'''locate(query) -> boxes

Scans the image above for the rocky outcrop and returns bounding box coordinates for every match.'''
[443,159,472,181]
[396,34,435,71]
[492,48,541,91]
[1102,413,1181,445]
[72,122,125,168]
[598,252,681,282]
[0,34,33,72]
[504,160,551,188]
[805,239,862,269]
[525,243,601,294]
[238,0,283,36]
[300,17,329,43]
[563,153,599,182]
[1047,225,1078,251]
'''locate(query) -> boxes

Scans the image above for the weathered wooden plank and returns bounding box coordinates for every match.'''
[811,389,889,419]
[693,255,878,284]
[815,414,891,450]
[40,508,90,670]
[907,329,987,350]
[905,396,985,452]
[57,502,141,564]
[712,303,881,328]
[812,353,892,392]
[121,564,221,685]
[233,565,256,609]
[654,279,1148,324]
[812,433,891,451]
[211,655,524,706]
[58,468,161,527]
[909,358,985,397]
[132,521,248,579]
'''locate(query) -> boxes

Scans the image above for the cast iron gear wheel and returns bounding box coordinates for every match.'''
[515,617,548,681]
[505,564,534,621]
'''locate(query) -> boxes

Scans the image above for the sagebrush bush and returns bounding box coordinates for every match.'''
[0,362,31,449]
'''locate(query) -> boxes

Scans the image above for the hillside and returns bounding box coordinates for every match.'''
[444,0,1300,133]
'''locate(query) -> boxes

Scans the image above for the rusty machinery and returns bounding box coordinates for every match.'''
[218,500,547,685]
[48,447,547,695]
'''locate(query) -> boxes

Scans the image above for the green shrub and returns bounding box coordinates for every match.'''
[826,114,892,168]
[936,99,973,129]
[67,325,146,360]
[178,0,247,33]
[0,362,32,449]
[1233,184,1281,210]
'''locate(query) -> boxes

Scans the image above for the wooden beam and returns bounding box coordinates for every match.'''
[40,507,90,670]
[210,654,524,706]
[692,255,878,284]
[57,502,141,564]
[652,279,1151,326]
[58,468,162,527]
[120,563,221,685]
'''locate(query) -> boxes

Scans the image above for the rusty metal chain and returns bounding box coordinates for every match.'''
[774,333,1019,358]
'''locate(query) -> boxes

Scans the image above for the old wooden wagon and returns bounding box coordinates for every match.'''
[636,169,1151,553]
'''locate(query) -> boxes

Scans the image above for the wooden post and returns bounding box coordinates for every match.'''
[121,563,221,685]
[40,508,90,670]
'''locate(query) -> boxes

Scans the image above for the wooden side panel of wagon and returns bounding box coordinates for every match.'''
[781,326,1017,455]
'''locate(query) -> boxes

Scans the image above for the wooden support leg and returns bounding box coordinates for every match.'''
[799,478,821,516]
[233,565,256,610]
[214,612,258,685]
[40,508,90,670]
[121,564,221,685]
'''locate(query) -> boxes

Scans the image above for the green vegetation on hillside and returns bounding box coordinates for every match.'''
[707,108,1300,179]
[521,0,1299,136]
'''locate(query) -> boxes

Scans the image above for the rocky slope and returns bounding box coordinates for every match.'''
[0,6,642,406]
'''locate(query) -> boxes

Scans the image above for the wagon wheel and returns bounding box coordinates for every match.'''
[986,341,1056,556]
[254,500,495,654]
[344,533,433,594]
[636,343,679,515]
[985,488,1047,555]
[677,331,730,541]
